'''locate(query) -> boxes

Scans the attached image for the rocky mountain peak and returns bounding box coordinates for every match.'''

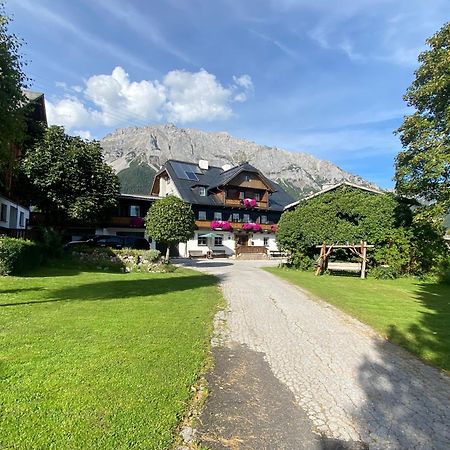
[100,123,377,198]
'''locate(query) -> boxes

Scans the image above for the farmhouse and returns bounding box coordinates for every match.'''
[150,159,293,257]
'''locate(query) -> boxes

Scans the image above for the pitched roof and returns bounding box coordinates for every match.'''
[284,181,384,210]
[158,160,293,211]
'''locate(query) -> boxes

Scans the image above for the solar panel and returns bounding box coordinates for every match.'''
[171,161,201,180]
[185,171,199,181]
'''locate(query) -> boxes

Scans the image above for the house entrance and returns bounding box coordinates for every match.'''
[235,233,249,246]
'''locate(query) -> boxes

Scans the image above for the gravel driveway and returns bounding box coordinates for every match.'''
[177,259,450,449]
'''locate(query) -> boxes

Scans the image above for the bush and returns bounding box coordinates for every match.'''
[66,246,124,272]
[0,237,42,275]
[38,227,63,259]
[438,256,450,285]
[370,265,399,280]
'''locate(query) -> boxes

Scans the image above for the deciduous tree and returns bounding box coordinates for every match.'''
[395,22,450,216]
[146,195,195,260]
[0,4,28,173]
[22,126,120,224]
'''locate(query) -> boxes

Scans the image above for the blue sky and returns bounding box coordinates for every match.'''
[6,0,449,188]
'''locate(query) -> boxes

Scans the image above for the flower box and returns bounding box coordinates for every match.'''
[242,198,257,208]
[210,220,232,231]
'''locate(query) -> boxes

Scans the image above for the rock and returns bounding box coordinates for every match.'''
[101,123,378,198]
[180,426,196,444]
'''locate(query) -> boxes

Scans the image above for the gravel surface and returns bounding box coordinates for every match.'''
[177,259,450,449]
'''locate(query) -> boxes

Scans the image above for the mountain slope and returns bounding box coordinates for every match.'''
[101,123,377,197]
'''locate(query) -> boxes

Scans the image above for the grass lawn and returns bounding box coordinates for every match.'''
[265,268,450,373]
[0,265,221,449]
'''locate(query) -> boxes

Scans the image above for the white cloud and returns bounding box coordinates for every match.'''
[46,97,93,129]
[73,130,93,140]
[45,66,253,131]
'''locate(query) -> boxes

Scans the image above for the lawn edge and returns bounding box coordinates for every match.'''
[264,267,450,377]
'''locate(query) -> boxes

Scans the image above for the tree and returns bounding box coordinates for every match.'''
[146,195,195,260]
[0,4,28,172]
[276,186,445,274]
[395,22,450,217]
[22,126,120,224]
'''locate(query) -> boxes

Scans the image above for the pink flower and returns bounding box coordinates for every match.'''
[211,220,231,231]
[242,198,257,208]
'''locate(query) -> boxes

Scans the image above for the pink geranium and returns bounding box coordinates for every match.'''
[242,223,262,232]
[211,220,232,231]
[242,198,257,208]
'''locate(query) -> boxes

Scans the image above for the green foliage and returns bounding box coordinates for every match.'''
[146,195,195,257]
[21,126,120,224]
[0,5,28,171]
[276,186,445,274]
[395,22,450,215]
[0,237,42,275]
[117,160,156,194]
[370,265,398,280]
[115,248,161,262]
[37,226,63,259]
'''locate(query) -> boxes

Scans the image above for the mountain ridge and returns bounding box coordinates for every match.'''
[100,123,377,198]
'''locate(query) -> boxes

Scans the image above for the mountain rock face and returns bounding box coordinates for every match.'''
[101,123,376,198]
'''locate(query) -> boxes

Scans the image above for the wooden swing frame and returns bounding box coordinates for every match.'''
[315,241,374,279]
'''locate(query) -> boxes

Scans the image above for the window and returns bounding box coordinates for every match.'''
[129,205,141,217]
[239,191,245,200]
[261,215,268,224]
[243,213,250,223]
[245,174,251,182]
[255,193,261,201]
[232,213,240,222]
[0,204,7,222]
[198,211,207,220]
[19,212,25,227]
[198,235,207,246]
[199,187,207,197]
[214,236,223,246]
[263,237,269,247]
[214,211,222,220]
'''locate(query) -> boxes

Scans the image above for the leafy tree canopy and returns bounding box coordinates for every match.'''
[395,22,450,215]
[276,186,445,274]
[22,126,120,224]
[146,196,195,258]
[0,4,27,171]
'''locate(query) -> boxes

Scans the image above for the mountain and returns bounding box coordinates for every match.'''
[101,123,377,198]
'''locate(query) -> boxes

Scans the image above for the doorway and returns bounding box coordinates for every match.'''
[235,233,249,246]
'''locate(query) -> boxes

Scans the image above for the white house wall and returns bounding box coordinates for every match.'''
[0,195,30,230]
[179,230,279,257]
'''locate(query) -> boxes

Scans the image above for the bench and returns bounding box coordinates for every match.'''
[211,249,227,258]
[327,262,362,272]
[269,250,286,258]
[189,250,205,258]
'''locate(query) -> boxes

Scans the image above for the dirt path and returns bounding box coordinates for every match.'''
[177,259,450,449]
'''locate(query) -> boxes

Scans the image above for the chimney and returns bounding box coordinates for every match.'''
[222,163,232,171]
[198,159,209,170]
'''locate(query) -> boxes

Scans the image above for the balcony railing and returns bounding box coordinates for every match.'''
[195,220,273,231]
[224,198,268,208]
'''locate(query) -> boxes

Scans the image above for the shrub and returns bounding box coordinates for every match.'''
[0,237,42,275]
[38,227,63,259]
[66,246,124,271]
[370,265,399,280]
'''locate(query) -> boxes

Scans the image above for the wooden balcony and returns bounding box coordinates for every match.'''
[110,216,145,227]
[223,198,268,208]
[195,220,273,232]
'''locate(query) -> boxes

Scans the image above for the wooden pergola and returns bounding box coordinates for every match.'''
[315,241,374,279]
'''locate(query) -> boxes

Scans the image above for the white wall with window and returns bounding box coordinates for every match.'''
[0,195,30,230]
[251,233,279,252]
[179,231,235,256]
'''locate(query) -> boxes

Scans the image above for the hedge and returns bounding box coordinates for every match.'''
[0,237,43,275]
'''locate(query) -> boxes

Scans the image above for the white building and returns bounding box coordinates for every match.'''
[150,159,293,257]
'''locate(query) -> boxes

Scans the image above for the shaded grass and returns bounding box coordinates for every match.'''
[0,266,221,449]
[265,268,450,373]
